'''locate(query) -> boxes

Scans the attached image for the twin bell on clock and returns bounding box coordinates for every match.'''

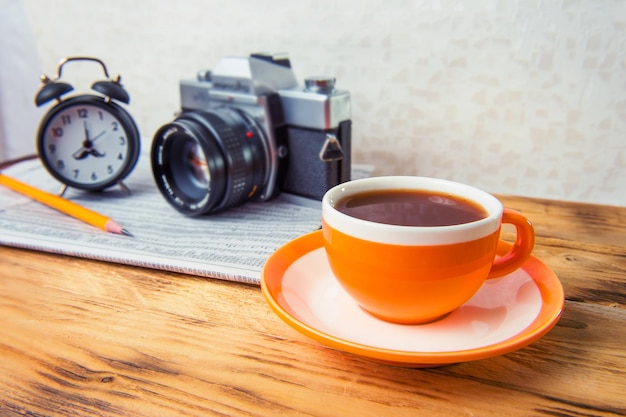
[34,56,140,194]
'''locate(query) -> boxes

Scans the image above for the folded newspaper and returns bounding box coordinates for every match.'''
[0,155,371,284]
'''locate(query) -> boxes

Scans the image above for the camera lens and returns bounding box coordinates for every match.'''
[151,108,269,215]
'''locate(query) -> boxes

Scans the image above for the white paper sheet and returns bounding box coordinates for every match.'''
[0,155,325,284]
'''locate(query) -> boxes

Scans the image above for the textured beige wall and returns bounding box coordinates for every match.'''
[17,0,626,206]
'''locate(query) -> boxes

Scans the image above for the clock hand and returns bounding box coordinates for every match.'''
[91,130,106,142]
[83,120,91,141]
[73,149,90,160]
[72,120,94,159]
[84,131,108,158]
[73,123,108,160]
[90,149,107,158]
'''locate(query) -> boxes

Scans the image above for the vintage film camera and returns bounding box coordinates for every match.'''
[151,53,351,216]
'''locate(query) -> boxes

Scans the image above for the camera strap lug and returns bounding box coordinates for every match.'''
[319,134,344,162]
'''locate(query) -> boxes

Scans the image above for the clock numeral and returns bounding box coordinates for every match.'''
[48,144,57,154]
[51,127,63,138]
[73,169,79,178]
[56,160,65,170]
[99,111,104,120]
[119,136,126,145]
[91,172,98,181]
[61,115,72,125]
[112,121,119,131]
[107,165,114,174]
[77,108,88,118]
[118,152,124,160]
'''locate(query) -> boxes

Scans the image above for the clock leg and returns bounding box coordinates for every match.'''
[57,184,68,197]
[117,180,131,195]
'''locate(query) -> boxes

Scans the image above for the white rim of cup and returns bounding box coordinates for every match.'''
[322,176,504,245]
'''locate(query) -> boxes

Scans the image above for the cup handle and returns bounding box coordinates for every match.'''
[487,208,535,279]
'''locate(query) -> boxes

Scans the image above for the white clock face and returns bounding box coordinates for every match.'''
[41,102,135,188]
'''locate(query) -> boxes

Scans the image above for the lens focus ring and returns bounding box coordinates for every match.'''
[197,111,251,210]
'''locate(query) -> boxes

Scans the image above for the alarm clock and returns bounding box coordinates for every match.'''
[34,56,140,193]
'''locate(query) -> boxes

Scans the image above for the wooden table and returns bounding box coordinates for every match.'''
[1,196,624,416]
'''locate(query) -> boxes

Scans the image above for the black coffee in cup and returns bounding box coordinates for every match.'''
[333,189,488,227]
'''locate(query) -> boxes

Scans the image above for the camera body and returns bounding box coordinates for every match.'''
[151,53,351,215]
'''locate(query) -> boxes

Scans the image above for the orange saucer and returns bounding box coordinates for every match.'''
[261,230,564,367]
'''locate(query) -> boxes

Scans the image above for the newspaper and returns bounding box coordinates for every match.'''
[0,155,371,285]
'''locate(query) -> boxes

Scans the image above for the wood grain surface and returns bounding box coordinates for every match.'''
[1,195,624,417]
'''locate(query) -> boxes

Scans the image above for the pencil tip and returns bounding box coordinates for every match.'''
[104,220,132,236]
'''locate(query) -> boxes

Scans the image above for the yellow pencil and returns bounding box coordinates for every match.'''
[0,173,132,236]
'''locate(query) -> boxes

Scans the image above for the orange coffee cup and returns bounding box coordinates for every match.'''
[322,176,535,324]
